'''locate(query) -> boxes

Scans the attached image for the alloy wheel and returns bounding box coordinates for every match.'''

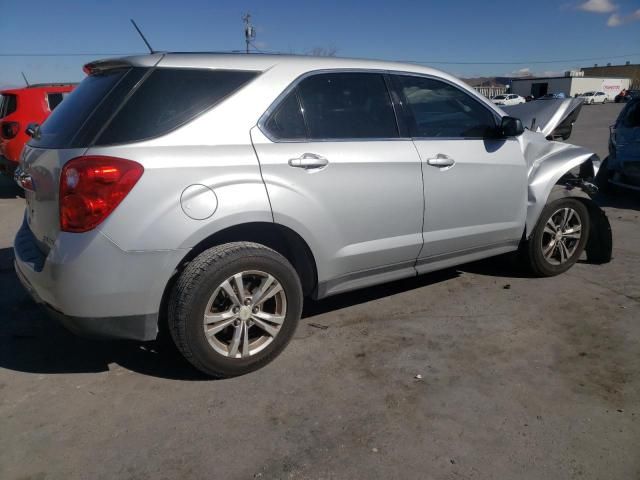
[202,270,287,358]
[541,207,583,265]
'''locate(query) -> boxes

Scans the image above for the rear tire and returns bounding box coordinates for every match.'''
[523,198,590,277]
[168,242,303,378]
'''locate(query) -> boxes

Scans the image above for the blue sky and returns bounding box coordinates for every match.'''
[1,0,639,87]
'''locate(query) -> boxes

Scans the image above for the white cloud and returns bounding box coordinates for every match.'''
[510,67,532,77]
[578,0,617,13]
[607,9,640,26]
[607,13,623,25]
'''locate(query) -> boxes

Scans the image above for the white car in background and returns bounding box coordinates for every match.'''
[491,94,526,106]
[578,91,607,104]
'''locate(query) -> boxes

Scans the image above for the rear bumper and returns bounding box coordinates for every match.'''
[14,260,158,340]
[13,216,188,341]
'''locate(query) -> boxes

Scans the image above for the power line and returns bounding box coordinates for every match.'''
[0,51,638,65]
[398,53,640,65]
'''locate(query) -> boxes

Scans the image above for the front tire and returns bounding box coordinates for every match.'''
[523,198,590,277]
[168,242,303,378]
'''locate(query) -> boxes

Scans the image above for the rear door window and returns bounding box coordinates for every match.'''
[0,94,17,118]
[263,90,307,140]
[393,75,497,138]
[96,69,258,145]
[295,72,399,139]
[46,93,65,111]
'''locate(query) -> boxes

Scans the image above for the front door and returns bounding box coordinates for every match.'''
[391,74,528,267]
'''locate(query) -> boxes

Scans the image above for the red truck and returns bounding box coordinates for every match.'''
[0,83,75,175]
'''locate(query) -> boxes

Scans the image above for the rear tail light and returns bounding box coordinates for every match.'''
[59,156,144,233]
[1,121,20,139]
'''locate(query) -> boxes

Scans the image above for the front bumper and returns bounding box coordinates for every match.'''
[13,216,188,341]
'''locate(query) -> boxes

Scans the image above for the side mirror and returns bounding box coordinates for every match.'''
[500,116,524,137]
[25,122,40,139]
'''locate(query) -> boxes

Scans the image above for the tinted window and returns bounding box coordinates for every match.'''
[395,75,496,138]
[621,101,640,128]
[264,89,306,139]
[31,68,134,148]
[46,93,65,111]
[96,69,258,145]
[296,73,398,139]
[0,94,17,117]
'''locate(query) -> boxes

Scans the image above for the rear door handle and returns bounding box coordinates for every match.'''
[288,153,329,169]
[426,154,455,168]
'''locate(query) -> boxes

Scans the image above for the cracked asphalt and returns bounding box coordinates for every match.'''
[0,102,638,479]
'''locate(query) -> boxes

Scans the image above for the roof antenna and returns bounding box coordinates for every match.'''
[130,19,155,54]
[21,72,30,86]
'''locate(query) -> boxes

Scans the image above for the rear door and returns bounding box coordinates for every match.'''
[251,71,424,295]
[390,74,527,267]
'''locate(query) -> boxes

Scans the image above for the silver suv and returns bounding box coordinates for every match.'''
[14,53,611,377]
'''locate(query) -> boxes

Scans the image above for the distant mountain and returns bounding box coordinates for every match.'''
[462,76,532,87]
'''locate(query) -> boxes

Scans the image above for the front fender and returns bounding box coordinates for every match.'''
[524,133,595,235]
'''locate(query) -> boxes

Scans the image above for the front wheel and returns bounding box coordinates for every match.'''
[523,198,590,277]
[168,242,303,378]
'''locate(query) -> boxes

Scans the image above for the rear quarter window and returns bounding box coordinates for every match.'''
[29,68,137,149]
[95,69,258,145]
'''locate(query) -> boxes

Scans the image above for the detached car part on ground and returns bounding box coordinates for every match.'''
[596,97,640,192]
[13,54,612,378]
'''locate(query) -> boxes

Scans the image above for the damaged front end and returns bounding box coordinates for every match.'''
[504,99,612,264]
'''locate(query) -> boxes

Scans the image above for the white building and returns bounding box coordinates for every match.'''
[510,72,631,100]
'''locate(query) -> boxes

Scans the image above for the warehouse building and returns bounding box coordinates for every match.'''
[582,62,640,89]
[510,71,631,100]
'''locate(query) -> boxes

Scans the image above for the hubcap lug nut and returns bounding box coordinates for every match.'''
[234,319,240,326]
[245,298,252,306]
[252,307,258,314]
[233,307,239,313]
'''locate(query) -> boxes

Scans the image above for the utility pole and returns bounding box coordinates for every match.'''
[242,13,255,53]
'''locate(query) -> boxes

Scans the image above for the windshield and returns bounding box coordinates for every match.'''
[583,92,594,96]
[493,95,506,99]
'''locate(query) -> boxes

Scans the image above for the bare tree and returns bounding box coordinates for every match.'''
[307,46,338,57]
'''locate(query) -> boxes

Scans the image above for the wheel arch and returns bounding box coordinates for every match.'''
[158,222,318,325]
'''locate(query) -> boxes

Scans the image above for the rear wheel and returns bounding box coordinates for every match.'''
[523,198,590,277]
[168,242,303,378]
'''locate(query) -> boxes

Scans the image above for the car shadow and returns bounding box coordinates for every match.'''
[457,251,535,279]
[0,174,22,199]
[594,190,640,211]
[0,247,463,381]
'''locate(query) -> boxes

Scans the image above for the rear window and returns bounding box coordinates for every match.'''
[95,68,258,146]
[30,68,136,149]
[30,67,258,149]
[0,94,17,118]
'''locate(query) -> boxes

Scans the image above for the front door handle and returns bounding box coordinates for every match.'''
[426,154,455,168]
[288,153,329,169]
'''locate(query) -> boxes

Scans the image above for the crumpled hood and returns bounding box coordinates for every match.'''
[502,98,584,138]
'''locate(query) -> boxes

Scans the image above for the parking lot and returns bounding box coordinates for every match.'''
[0,103,638,479]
